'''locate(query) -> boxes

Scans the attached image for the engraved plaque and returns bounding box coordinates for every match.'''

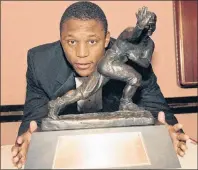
[53,132,150,169]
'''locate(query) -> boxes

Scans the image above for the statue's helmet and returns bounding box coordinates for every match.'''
[147,11,157,36]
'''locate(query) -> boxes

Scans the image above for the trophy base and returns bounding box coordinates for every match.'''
[41,110,155,131]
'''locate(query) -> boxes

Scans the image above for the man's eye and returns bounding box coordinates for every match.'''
[68,40,77,45]
[89,40,97,45]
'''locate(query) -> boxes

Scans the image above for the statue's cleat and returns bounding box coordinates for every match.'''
[119,101,145,112]
[48,100,61,120]
[48,108,60,120]
[48,114,59,120]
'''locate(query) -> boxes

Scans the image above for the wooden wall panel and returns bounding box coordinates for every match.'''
[173,1,198,88]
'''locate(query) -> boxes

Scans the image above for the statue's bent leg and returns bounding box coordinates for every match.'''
[48,89,83,120]
[48,71,108,119]
[98,59,143,111]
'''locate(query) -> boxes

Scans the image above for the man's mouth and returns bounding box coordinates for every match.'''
[74,63,93,70]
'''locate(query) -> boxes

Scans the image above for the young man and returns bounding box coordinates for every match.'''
[11,1,189,169]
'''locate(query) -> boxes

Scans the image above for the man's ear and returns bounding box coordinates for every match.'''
[105,31,111,48]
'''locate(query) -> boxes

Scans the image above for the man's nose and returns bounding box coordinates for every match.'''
[76,43,89,58]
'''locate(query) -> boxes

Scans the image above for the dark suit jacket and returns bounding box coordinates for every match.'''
[18,39,178,136]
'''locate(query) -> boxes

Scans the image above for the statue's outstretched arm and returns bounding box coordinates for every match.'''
[118,6,153,43]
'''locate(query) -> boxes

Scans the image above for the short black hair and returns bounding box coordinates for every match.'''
[60,1,108,35]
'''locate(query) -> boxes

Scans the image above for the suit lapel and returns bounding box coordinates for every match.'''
[50,43,76,99]
[53,71,76,99]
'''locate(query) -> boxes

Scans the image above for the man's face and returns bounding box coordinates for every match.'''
[60,19,110,77]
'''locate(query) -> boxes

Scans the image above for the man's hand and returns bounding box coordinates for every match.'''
[136,6,153,29]
[11,121,37,169]
[158,111,189,157]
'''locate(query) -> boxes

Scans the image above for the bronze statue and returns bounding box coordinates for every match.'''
[47,7,157,120]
